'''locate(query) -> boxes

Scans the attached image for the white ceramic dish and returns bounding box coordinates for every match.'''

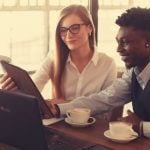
[104,130,138,143]
[65,117,96,127]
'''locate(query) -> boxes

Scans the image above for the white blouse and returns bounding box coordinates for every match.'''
[33,50,117,100]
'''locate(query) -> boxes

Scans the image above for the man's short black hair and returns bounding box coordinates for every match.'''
[116,7,150,31]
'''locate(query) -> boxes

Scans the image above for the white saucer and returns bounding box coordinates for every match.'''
[65,117,96,127]
[104,130,138,143]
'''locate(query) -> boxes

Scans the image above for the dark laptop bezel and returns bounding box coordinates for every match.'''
[0,60,53,118]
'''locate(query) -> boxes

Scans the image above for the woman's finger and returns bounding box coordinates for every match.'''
[6,81,18,91]
[1,77,14,89]
[0,73,9,83]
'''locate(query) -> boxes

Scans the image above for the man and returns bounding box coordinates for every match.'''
[51,7,150,138]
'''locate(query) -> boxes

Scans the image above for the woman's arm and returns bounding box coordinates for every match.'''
[32,54,54,92]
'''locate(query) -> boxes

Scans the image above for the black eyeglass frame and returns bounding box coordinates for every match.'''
[59,23,87,36]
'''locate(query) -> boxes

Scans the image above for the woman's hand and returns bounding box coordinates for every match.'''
[0,73,18,91]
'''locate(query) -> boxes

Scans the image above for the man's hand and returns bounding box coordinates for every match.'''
[119,109,141,133]
[45,100,60,118]
[44,98,70,118]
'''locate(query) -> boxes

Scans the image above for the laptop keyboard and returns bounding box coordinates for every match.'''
[45,129,94,150]
[85,145,113,150]
[47,134,79,150]
[45,130,112,150]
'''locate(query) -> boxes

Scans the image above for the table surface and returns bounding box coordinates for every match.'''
[48,117,150,150]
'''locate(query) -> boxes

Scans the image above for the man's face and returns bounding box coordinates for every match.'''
[116,26,150,70]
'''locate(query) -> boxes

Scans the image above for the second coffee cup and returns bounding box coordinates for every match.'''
[66,108,91,124]
[109,121,136,139]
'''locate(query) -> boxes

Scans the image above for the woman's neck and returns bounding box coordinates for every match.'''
[70,47,93,62]
[70,47,94,72]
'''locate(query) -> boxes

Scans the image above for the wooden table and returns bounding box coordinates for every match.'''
[48,117,150,150]
[0,143,19,150]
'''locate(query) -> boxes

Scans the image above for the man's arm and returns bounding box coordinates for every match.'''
[58,70,132,116]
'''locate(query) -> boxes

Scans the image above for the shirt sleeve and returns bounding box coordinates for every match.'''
[32,53,53,92]
[101,59,117,90]
[143,122,150,138]
[58,70,132,116]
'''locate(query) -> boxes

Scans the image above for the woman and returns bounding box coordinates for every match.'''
[0,4,117,104]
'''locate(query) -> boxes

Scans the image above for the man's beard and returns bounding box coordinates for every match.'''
[124,62,133,69]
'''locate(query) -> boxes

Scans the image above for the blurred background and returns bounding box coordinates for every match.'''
[0,0,149,71]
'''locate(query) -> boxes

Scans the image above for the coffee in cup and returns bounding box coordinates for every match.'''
[66,108,91,124]
[109,121,135,139]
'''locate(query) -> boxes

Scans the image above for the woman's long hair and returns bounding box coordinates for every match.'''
[52,4,96,99]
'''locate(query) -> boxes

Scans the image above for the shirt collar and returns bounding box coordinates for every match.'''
[134,62,150,86]
[67,55,71,63]
[67,49,99,66]
[91,49,99,66]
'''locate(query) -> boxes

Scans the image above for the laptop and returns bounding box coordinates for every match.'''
[0,60,63,124]
[0,90,49,150]
[0,90,113,150]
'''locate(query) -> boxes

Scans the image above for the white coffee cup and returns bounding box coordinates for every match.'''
[109,121,136,139]
[66,108,91,124]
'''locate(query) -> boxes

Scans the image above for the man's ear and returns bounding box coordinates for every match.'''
[145,43,150,48]
[145,40,150,48]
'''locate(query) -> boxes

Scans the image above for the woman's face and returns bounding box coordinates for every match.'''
[59,14,92,51]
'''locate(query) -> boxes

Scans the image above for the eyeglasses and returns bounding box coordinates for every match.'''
[59,23,86,37]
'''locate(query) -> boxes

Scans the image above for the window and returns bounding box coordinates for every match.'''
[0,0,88,72]
[0,0,149,72]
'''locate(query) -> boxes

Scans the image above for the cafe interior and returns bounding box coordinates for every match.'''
[0,0,150,149]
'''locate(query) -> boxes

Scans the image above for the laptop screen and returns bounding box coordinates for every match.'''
[0,90,49,150]
[0,61,53,118]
